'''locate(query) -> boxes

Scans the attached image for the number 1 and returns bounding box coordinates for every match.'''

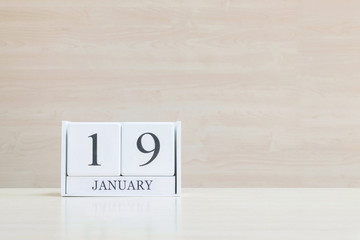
[88,133,100,166]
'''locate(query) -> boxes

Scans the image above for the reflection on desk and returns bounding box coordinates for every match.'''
[62,196,180,236]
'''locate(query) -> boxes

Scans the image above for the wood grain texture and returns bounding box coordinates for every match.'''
[1,0,360,187]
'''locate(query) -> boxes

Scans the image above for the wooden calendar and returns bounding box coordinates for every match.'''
[61,121,181,196]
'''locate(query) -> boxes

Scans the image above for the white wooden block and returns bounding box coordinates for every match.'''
[67,122,121,176]
[122,122,175,176]
[61,121,181,196]
[175,121,181,195]
[66,176,175,196]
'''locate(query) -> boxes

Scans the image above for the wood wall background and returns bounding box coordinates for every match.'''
[1,0,360,187]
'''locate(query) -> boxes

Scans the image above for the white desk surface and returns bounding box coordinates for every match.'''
[0,188,359,240]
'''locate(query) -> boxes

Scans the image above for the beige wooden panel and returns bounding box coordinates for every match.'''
[1,0,360,187]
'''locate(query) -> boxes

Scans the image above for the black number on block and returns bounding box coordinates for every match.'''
[137,132,160,167]
[88,133,100,166]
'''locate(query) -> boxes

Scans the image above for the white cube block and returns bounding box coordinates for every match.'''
[67,122,121,176]
[122,122,175,176]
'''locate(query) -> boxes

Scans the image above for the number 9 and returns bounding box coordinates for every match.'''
[137,132,160,167]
